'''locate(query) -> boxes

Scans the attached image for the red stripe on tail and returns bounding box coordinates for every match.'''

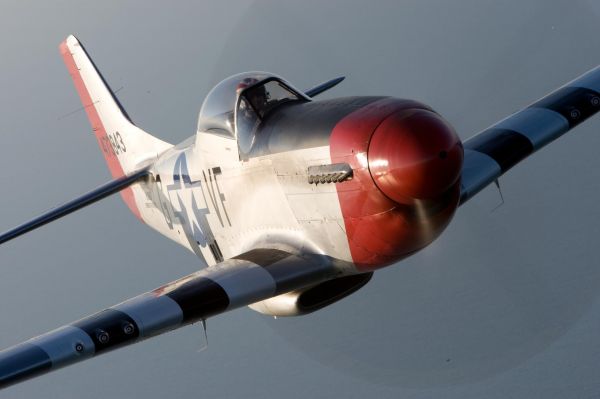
[59,40,142,220]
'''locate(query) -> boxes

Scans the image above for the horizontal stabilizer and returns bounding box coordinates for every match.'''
[0,169,149,245]
[305,76,345,97]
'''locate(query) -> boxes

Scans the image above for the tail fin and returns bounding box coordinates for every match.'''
[59,35,171,176]
[59,35,172,219]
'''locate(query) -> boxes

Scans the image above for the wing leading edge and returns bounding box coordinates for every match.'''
[0,249,339,389]
[460,65,600,204]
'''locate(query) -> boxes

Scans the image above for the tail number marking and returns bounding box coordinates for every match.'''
[101,132,127,156]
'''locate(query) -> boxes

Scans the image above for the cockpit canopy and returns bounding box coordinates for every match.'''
[197,72,309,154]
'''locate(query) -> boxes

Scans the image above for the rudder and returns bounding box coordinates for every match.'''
[59,35,172,219]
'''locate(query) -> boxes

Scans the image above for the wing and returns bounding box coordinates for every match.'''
[460,65,600,204]
[0,168,149,245]
[0,248,338,389]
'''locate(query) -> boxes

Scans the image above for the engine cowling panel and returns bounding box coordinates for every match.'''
[329,98,463,270]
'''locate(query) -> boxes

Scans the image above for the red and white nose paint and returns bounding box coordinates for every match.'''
[369,108,463,203]
[330,98,464,270]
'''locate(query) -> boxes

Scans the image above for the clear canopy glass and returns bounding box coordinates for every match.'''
[197,72,308,150]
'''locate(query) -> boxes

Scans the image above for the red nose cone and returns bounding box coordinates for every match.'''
[368,109,463,204]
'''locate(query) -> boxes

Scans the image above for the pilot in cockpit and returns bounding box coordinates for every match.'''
[237,78,269,115]
[236,78,263,149]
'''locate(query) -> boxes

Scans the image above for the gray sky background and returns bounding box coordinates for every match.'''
[1,1,600,397]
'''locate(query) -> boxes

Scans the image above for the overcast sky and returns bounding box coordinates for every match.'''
[1,1,600,398]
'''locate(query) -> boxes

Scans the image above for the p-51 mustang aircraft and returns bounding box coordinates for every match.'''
[0,35,599,389]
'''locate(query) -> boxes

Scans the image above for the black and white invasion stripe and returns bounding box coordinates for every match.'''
[460,65,600,204]
[0,249,334,389]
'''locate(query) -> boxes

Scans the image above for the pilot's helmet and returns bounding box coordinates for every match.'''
[236,77,259,93]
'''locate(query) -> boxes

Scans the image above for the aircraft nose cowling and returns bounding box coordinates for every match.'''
[368,109,463,204]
